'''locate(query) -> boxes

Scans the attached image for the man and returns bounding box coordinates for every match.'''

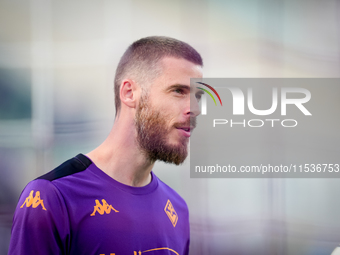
[9,36,203,254]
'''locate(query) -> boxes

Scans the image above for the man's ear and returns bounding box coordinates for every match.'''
[120,79,139,109]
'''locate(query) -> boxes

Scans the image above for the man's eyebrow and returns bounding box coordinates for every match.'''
[166,84,191,91]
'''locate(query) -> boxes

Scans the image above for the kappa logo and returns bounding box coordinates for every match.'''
[20,190,47,210]
[164,199,178,227]
[90,199,119,216]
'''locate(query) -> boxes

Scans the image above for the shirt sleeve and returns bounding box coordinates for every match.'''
[184,204,190,255]
[184,238,190,255]
[8,179,70,255]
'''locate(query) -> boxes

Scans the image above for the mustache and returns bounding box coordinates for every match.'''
[175,117,196,129]
[191,117,196,128]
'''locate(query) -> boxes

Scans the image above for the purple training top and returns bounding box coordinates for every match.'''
[9,154,190,255]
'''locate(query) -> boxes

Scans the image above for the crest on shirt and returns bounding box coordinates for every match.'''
[20,190,47,210]
[90,199,119,216]
[164,199,178,227]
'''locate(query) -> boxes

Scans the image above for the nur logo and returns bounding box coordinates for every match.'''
[91,199,119,216]
[196,82,223,115]
[20,190,47,210]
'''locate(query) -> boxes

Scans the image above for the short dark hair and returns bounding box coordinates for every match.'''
[114,36,203,116]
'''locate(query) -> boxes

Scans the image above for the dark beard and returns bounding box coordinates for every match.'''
[134,94,195,165]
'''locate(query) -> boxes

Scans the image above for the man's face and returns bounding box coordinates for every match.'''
[134,57,203,165]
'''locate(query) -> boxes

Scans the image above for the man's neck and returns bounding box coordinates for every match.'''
[86,120,154,187]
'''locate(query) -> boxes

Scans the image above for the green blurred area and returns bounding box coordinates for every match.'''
[0,68,31,119]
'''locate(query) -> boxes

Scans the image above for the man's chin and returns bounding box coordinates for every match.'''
[147,143,188,165]
[156,152,188,165]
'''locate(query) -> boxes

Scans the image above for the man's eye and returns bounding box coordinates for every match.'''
[196,93,203,101]
[174,89,183,94]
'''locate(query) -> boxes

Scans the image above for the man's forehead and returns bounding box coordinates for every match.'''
[160,56,203,73]
[158,57,203,85]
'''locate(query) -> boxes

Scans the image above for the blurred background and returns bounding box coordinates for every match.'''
[1,0,340,254]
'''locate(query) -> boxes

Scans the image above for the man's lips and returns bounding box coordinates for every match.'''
[176,126,194,137]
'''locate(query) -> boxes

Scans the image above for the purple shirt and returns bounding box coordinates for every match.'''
[9,154,190,255]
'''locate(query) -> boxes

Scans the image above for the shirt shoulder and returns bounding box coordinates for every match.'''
[36,153,92,181]
[16,154,92,214]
